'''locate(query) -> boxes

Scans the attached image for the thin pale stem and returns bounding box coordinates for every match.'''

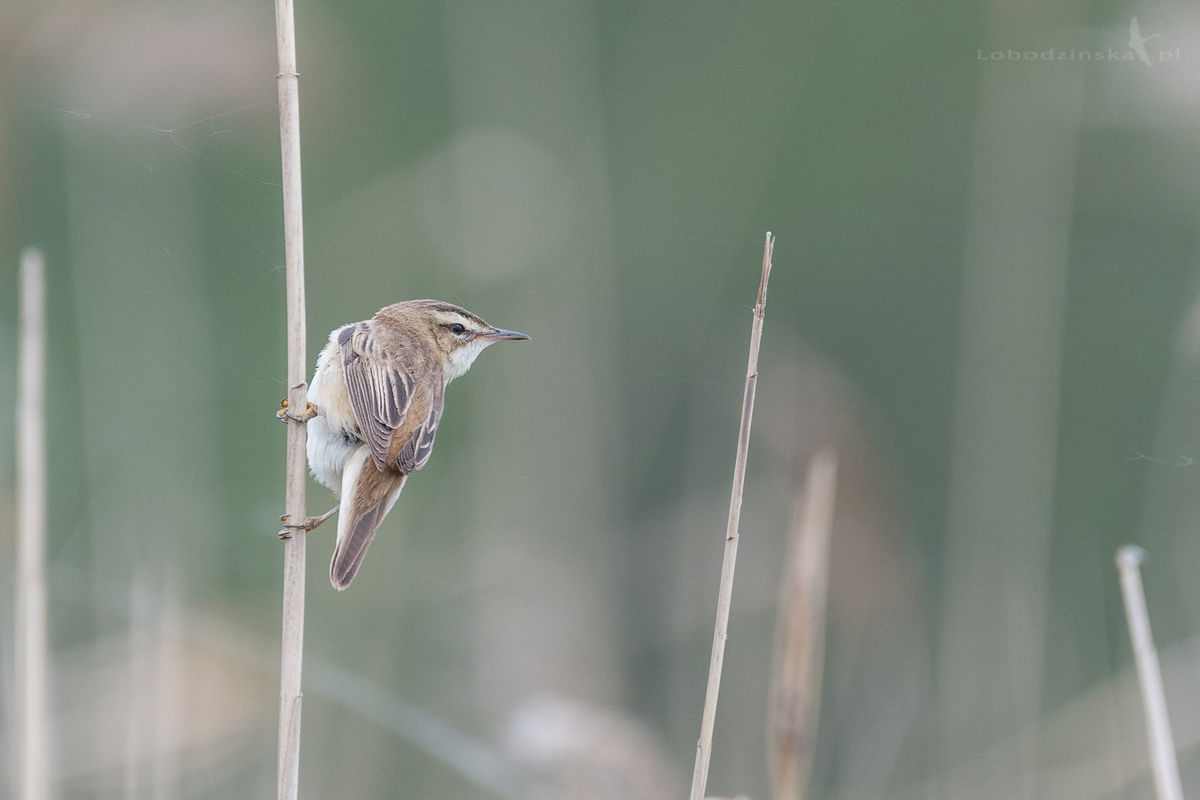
[17,247,47,800]
[1116,546,1183,800]
[689,232,774,800]
[768,448,838,800]
[274,1,308,798]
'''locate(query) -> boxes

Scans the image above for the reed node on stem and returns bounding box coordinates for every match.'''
[768,448,837,800]
[1115,545,1183,800]
[689,232,774,800]
[274,1,309,798]
[16,246,47,800]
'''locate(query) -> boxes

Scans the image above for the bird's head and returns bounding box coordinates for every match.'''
[388,300,529,382]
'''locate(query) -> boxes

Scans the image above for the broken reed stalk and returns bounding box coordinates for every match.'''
[1115,545,1183,800]
[689,232,774,800]
[768,449,837,800]
[274,1,309,798]
[16,247,47,800]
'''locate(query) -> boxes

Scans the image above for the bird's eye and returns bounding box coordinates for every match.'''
[450,323,466,335]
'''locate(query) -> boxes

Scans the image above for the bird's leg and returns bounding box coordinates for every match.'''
[276,397,318,423]
[278,505,340,540]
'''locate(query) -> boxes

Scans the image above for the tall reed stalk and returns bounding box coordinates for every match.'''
[1116,545,1182,800]
[768,448,837,800]
[688,232,774,800]
[16,247,47,800]
[274,1,309,798]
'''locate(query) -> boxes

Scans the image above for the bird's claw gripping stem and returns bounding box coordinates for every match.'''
[276,398,318,423]
[277,505,340,540]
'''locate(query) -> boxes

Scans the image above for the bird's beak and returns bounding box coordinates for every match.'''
[483,328,530,342]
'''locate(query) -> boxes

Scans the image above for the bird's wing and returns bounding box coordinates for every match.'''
[397,384,444,474]
[340,322,414,470]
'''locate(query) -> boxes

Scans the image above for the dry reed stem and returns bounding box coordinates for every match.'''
[689,232,775,800]
[274,1,308,798]
[1116,545,1183,800]
[767,449,837,800]
[16,247,47,800]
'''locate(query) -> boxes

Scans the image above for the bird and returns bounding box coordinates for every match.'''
[1129,17,1160,67]
[278,300,528,590]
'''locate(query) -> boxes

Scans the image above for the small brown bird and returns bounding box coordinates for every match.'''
[280,300,528,590]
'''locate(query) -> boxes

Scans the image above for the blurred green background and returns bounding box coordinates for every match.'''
[3,0,1200,798]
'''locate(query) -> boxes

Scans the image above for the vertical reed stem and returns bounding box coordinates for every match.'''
[16,247,47,800]
[1115,545,1182,800]
[768,448,838,800]
[689,232,775,800]
[274,2,308,798]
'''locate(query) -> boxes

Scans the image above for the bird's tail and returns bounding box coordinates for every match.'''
[330,447,407,590]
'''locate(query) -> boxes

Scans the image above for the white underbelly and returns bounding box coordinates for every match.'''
[306,326,363,494]
[306,415,361,494]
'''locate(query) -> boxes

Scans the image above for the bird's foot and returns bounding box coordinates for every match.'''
[276,398,318,423]
[278,505,340,539]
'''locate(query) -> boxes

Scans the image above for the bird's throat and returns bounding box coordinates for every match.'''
[444,339,488,383]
